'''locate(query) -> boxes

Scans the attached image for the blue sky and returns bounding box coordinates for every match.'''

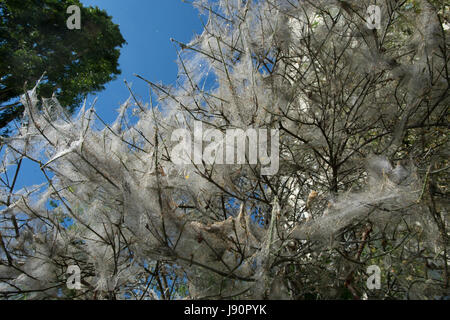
[12,0,204,189]
[79,0,204,123]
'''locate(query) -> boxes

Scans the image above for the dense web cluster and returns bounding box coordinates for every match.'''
[0,0,448,299]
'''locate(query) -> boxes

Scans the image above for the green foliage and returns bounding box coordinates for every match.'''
[0,0,126,135]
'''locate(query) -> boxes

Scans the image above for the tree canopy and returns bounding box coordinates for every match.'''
[0,0,448,300]
[0,0,126,135]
